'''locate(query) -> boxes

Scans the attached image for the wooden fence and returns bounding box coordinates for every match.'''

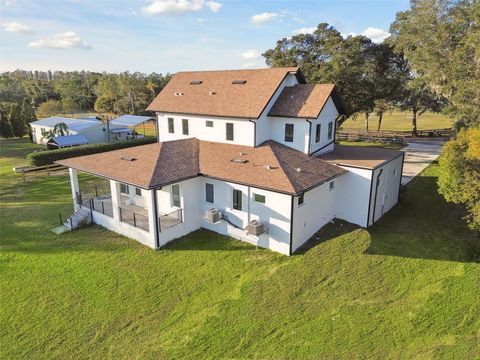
[337,127,455,144]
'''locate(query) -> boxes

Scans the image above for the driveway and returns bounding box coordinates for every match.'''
[401,138,446,185]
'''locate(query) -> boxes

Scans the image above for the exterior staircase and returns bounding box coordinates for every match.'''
[64,205,92,230]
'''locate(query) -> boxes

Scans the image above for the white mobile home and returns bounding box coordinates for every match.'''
[57,67,404,255]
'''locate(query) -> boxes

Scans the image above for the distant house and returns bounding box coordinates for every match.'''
[57,67,404,256]
[30,116,133,146]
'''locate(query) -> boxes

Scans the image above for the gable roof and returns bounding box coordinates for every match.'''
[110,115,154,127]
[146,67,301,119]
[319,145,403,169]
[57,138,346,194]
[47,134,89,147]
[30,117,103,131]
[268,84,340,118]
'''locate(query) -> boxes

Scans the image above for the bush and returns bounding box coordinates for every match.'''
[27,137,156,166]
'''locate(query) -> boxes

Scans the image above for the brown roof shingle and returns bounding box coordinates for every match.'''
[57,138,346,194]
[319,145,403,169]
[146,67,300,119]
[268,84,336,118]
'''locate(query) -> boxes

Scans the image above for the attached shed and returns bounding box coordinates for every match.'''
[46,135,89,149]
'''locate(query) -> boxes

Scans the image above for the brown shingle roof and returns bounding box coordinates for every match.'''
[319,145,403,169]
[57,138,346,194]
[146,67,300,119]
[268,84,336,118]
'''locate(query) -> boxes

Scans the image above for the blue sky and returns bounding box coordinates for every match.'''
[1,0,410,73]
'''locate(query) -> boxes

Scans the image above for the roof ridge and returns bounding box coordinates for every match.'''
[175,67,299,74]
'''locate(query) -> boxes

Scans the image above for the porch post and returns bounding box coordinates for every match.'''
[110,180,120,222]
[146,189,160,249]
[69,168,80,210]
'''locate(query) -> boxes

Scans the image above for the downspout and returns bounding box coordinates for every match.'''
[306,119,312,155]
[247,186,251,223]
[371,169,384,225]
[249,119,257,147]
[289,195,295,256]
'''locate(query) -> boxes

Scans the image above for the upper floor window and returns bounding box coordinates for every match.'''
[135,187,142,196]
[327,122,333,140]
[232,189,243,211]
[254,193,266,204]
[298,193,305,206]
[171,184,180,208]
[284,123,294,142]
[205,183,214,203]
[206,120,213,127]
[168,118,174,133]
[329,181,335,191]
[182,119,189,135]
[120,183,129,195]
[226,123,234,141]
[315,124,321,143]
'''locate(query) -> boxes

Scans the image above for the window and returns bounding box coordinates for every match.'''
[182,119,189,135]
[254,193,266,204]
[393,169,397,176]
[284,123,294,142]
[226,123,234,141]
[168,118,174,133]
[298,193,304,206]
[232,189,242,211]
[329,181,335,191]
[171,184,180,208]
[206,120,213,127]
[32,127,36,133]
[135,187,142,196]
[327,122,333,140]
[205,183,214,203]
[120,183,129,195]
[315,124,321,143]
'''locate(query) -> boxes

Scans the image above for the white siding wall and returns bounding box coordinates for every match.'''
[308,97,339,155]
[200,178,292,255]
[156,113,255,146]
[369,155,403,225]
[268,117,310,153]
[78,124,108,144]
[291,180,337,253]
[335,167,373,227]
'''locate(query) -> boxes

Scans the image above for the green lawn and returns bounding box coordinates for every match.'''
[342,111,454,131]
[1,138,479,359]
[339,140,405,150]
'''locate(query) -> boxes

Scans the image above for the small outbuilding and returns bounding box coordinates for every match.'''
[46,134,89,149]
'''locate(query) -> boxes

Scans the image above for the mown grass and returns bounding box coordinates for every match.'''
[342,111,454,131]
[338,140,404,150]
[1,138,479,359]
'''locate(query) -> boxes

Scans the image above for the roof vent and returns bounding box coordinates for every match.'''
[231,158,248,164]
[232,80,247,85]
[296,167,302,173]
[190,80,203,85]
[239,152,246,156]
[209,91,217,95]
[121,156,137,161]
[174,92,184,96]
[265,164,274,170]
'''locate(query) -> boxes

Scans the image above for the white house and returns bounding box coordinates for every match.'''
[57,67,404,255]
[30,116,133,146]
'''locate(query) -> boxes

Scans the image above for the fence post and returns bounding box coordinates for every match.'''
[47,165,50,176]
[119,207,122,222]
[90,199,93,223]
[95,186,98,198]
[101,201,105,214]
[59,212,63,225]
[133,212,136,227]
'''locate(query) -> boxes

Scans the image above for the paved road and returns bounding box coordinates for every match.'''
[401,138,446,185]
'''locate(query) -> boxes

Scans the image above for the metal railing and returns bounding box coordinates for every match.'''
[119,207,149,232]
[159,208,183,232]
[90,195,114,218]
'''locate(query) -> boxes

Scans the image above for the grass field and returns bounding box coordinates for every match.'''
[342,111,454,131]
[1,138,479,359]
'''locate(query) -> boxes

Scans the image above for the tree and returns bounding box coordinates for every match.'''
[9,103,26,138]
[41,122,69,139]
[36,100,63,118]
[0,105,13,138]
[438,127,480,231]
[390,0,480,127]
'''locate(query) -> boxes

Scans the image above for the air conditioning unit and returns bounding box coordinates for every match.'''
[205,208,221,223]
[247,219,265,236]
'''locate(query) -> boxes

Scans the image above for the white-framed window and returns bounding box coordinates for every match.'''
[205,183,214,203]
[182,119,189,135]
[226,123,234,141]
[168,118,174,133]
[32,127,36,133]
[206,120,213,127]
[298,193,304,206]
[135,187,142,196]
[327,122,333,140]
[254,193,266,204]
[120,183,129,195]
[284,123,294,142]
[315,124,321,143]
[171,184,180,208]
[232,189,242,211]
[329,181,335,191]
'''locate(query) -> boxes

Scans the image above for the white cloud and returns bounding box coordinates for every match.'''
[206,1,221,12]
[251,12,277,24]
[292,26,316,35]
[241,49,260,60]
[142,0,221,15]
[344,27,391,43]
[28,31,92,50]
[197,17,206,22]
[2,22,34,34]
